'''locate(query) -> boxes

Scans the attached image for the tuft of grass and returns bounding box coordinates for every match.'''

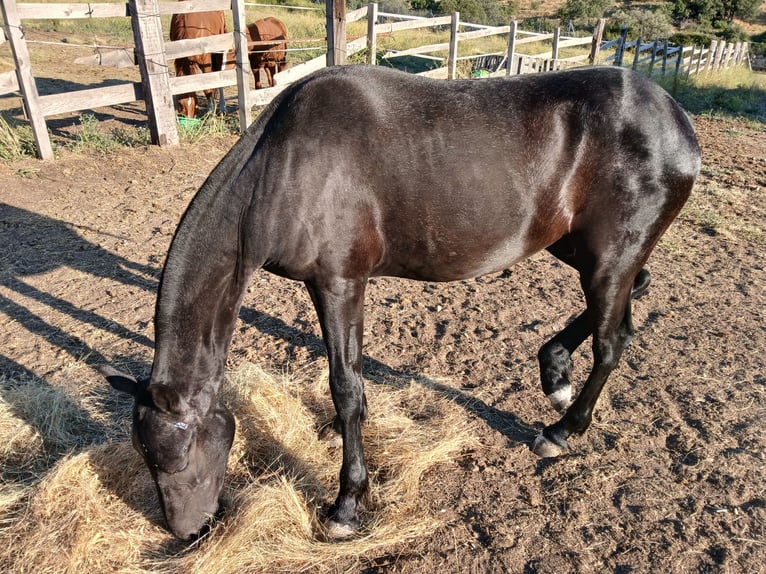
[0,113,37,160]
[177,111,240,144]
[0,362,479,573]
[68,113,158,153]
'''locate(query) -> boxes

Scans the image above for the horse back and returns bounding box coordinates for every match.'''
[236,66,700,282]
[170,10,228,71]
[247,17,288,66]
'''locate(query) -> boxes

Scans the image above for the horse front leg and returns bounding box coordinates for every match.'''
[305,277,368,539]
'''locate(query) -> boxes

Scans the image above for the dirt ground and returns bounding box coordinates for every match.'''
[1,47,766,572]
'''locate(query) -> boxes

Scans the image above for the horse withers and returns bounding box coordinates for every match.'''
[99,65,701,541]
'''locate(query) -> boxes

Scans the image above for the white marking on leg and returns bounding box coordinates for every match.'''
[546,386,573,413]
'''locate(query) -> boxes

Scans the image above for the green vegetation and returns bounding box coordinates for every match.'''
[663,68,766,122]
[71,113,150,153]
[0,113,36,160]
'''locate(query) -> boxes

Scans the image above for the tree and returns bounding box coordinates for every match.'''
[558,0,613,20]
[612,7,674,39]
[720,0,761,22]
[672,0,761,24]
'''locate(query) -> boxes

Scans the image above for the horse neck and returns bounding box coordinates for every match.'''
[151,146,258,395]
[150,96,289,395]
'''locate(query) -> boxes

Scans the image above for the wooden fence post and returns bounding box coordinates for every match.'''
[672,45,684,93]
[712,39,725,70]
[732,41,743,66]
[551,26,560,61]
[231,0,252,130]
[589,18,605,64]
[1,0,53,159]
[695,44,705,75]
[505,20,517,76]
[648,39,659,73]
[632,36,642,70]
[367,2,378,65]
[326,0,347,66]
[614,25,628,67]
[686,45,696,77]
[447,11,459,79]
[129,0,178,147]
[705,40,717,72]
[661,39,669,75]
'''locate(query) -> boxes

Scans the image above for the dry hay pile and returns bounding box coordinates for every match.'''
[0,362,479,573]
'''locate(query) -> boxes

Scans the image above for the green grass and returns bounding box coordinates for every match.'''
[0,113,36,160]
[69,113,151,153]
[658,67,766,122]
[176,110,240,144]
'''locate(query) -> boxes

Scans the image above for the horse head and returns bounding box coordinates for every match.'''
[176,94,197,120]
[98,365,235,539]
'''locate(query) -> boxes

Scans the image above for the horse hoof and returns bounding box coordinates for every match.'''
[318,422,343,448]
[324,519,357,541]
[531,433,567,458]
[546,387,572,413]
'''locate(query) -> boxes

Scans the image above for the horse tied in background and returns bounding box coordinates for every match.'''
[99,65,701,541]
[171,9,288,118]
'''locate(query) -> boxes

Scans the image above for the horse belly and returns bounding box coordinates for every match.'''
[374,180,542,282]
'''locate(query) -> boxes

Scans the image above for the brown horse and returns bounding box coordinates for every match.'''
[100,66,700,541]
[170,10,229,118]
[246,17,288,89]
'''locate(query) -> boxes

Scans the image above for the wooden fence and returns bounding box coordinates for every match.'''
[0,0,752,160]
[603,25,750,78]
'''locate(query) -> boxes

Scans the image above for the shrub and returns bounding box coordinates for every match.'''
[611,6,675,39]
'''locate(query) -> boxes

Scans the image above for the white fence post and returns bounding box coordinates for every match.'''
[506,20,517,76]
[367,2,378,65]
[448,11,459,79]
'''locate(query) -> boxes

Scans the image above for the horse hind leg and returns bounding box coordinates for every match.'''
[533,258,650,458]
[537,267,651,414]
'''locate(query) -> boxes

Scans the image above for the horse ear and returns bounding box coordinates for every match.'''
[97,365,140,396]
[148,384,187,415]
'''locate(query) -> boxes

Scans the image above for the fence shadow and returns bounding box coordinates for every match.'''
[0,203,158,367]
[0,203,158,484]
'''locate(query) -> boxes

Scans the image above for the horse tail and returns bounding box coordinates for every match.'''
[631,268,651,299]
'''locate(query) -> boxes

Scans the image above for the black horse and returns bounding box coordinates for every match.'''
[99,65,700,541]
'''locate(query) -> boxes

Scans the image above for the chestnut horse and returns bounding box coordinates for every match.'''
[170,10,229,118]
[100,66,700,541]
[247,17,288,89]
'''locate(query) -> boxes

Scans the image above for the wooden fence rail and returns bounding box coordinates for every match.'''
[0,0,752,160]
